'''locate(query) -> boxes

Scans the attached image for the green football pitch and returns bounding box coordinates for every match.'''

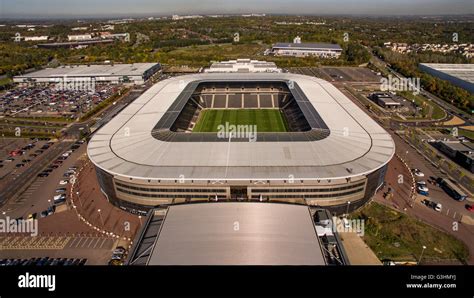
[193,109,289,132]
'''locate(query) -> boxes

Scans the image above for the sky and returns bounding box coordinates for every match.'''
[1,0,473,18]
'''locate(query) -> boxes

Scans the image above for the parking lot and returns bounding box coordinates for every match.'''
[0,84,120,119]
[0,138,53,189]
[0,233,117,265]
[1,139,87,219]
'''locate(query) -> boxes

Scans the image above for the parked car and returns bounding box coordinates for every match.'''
[412,169,425,177]
[53,194,66,203]
[47,206,56,215]
[63,259,74,266]
[113,247,126,255]
[417,185,429,196]
[59,180,69,185]
[36,257,49,266]
[27,213,37,220]
[111,254,123,261]
[78,258,87,265]
[422,199,442,212]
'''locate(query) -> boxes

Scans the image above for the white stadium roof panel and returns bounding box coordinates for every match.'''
[88,73,395,181]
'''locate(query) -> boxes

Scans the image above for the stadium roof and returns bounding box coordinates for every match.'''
[272,42,342,50]
[87,72,395,181]
[14,63,159,78]
[136,203,327,265]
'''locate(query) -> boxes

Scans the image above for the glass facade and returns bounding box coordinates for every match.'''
[93,164,388,215]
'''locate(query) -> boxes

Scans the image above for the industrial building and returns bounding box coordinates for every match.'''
[87,72,395,215]
[435,141,474,173]
[419,63,474,94]
[369,93,401,109]
[36,39,115,49]
[270,42,342,58]
[127,203,348,265]
[204,59,280,73]
[67,34,93,41]
[13,63,161,86]
[23,36,49,41]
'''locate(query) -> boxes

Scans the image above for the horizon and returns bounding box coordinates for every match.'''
[1,0,474,19]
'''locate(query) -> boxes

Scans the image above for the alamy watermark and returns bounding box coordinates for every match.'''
[318,217,365,236]
[380,75,420,95]
[0,216,38,237]
[217,122,258,142]
[18,272,55,292]
[51,75,96,92]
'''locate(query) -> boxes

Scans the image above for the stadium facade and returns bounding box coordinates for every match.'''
[87,72,395,215]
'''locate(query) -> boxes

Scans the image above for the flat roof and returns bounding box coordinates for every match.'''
[440,141,473,152]
[87,72,395,181]
[419,63,474,84]
[273,42,342,50]
[147,203,326,265]
[14,63,159,79]
[378,97,401,105]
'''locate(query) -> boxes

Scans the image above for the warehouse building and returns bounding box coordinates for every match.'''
[13,63,161,86]
[419,63,474,94]
[270,42,342,58]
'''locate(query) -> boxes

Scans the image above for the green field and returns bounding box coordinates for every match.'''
[193,109,289,132]
[351,202,469,264]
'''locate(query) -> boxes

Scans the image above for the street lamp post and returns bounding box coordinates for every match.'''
[97,209,104,227]
[418,245,427,265]
[76,191,83,207]
[138,215,142,226]
[346,201,351,216]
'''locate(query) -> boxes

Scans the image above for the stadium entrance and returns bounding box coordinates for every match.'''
[230,186,248,199]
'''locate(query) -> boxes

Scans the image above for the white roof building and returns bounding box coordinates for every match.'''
[13,63,161,85]
[205,59,280,73]
[88,72,394,181]
[67,34,92,41]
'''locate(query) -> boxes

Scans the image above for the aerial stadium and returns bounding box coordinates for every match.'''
[87,72,395,215]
